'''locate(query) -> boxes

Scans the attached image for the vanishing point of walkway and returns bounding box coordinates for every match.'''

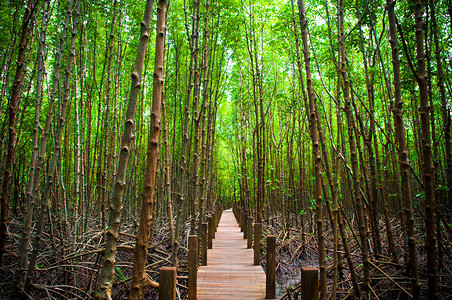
[197,209,267,299]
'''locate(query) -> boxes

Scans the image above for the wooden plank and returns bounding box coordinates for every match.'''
[197,209,266,299]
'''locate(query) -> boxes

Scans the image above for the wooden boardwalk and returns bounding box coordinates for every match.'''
[197,209,267,299]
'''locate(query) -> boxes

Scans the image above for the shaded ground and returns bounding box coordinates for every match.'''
[261,214,452,299]
[1,210,451,299]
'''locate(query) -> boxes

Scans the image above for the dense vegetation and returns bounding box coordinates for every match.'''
[0,0,451,298]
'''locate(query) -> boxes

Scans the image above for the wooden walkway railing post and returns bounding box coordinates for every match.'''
[238,207,242,228]
[215,211,220,232]
[240,210,245,233]
[301,267,319,300]
[201,222,208,266]
[188,235,198,300]
[208,216,213,249]
[243,212,248,238]
[213,213,217,237]
[247,216,253,248]
[266,235,276,299]
[159,266,176,300]
[254,222,262,265]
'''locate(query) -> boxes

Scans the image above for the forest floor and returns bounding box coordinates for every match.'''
[264,215,452,299]
[1,211,451,299]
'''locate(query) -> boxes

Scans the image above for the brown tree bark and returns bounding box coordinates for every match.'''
[0,0,36,265]
[430,0,452,208]
[338,0,370,294]
[24,0,81,292]
[128,0,167,297]
[173,0,197,265]
[244,4,265,223]
[162,90,176,265]
[355,3,382,257]
[297,0,327,297]
[198,0,211,224]
[386,0,421,298]
[189,0,202,234]
[414,0,438,297]
[16,0,73,289]
[94,0,154,298]
[14,0,49,291]
[99,0,119,233]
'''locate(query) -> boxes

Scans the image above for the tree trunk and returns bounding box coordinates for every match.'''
[198,0,211,224]
[0,0,36,265]
[338,0,370,294]
[430,0,452,209]
[414,0,438,297]
[24,0,81,292]
[386,0,421,297]
[297,0,327,297]
[128,0,167,297]
[189,0,202,234]
[94,0,154,298]
[14,0,49,291]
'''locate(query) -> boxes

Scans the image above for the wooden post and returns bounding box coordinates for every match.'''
[201,222,208,266]
[247,217,253,248]
[188,235,198,300]
[254,223,262,265]
[239,209,243,230]
[243,213,248,239]
[213,213,217,236]
[208,216,213,249]
[301,267,319,300]
[266,235,276,299]
[159,267,176,300]
[218,207,222,222]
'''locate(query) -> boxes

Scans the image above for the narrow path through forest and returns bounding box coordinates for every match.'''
[197,209,266,299]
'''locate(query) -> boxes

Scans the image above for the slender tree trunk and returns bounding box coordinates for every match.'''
[0,7,20,116]
[0,0,36,265]
[14,0,49,291]
[24,0,81,292]
[161,32,175,264]
[128,0,167,297]
[245,5,265,223]
[162,90,176,265]
[173,0,197,266]
[338,0,370,294]
[73,53,81,248]
[356,4,382,257]
[239,70,251,213]
[386,0,421,297]
[198,0,211,224]
[430,0,452,208]
[290,0,308,256]
[189,0,201,234]
[414,0,438,297]
[94,1,154,298]
[297,0,327,297]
